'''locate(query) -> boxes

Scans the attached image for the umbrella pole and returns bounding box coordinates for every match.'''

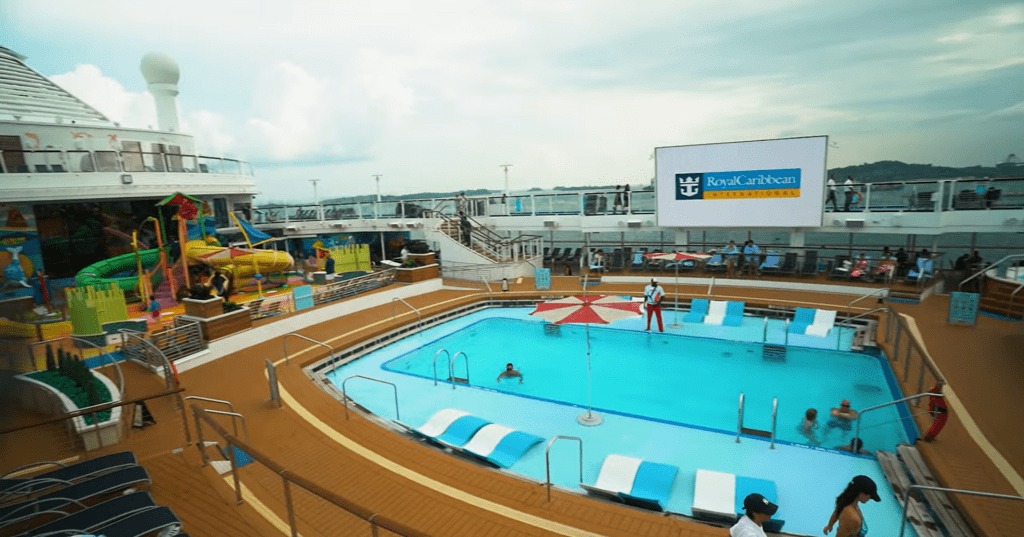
[669,264,682,328]
[577,322,603,426]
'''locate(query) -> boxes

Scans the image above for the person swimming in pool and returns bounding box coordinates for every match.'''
[827,399,859,431]
[798,408,820,445]
[496,363,523,384]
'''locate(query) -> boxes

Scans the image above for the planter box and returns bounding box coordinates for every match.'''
[16,371,123,451]
[409,252,435,266]
[179,307,251,342]
[395,263,439,283]
[183,297,224,318]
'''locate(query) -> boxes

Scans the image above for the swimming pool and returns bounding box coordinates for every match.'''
[324,307,912,536]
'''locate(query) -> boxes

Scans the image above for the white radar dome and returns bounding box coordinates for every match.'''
[140,52,180,85]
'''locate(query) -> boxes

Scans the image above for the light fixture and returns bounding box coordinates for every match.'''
[331,223,345,228]
[543,220,557,228]
[285,225,298,231]
[120,174,133,184]
[388,222,402,228]
[627,220,642,228]
[405,222,418,228]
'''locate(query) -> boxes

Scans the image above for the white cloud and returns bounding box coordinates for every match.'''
[51,65,156,128]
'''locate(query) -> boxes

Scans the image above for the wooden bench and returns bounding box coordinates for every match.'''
[897,444,978,537]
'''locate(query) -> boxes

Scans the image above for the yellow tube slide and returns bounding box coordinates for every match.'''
[183,240,294,280]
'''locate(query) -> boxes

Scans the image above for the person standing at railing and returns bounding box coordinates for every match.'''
[623,184,631,214]
[844,175,856,212]
[918,384,948,442]
[459,211,472,246]
[826,174,838,212]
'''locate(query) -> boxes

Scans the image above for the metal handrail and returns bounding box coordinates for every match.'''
[391,298,422,328]
[852,392,940,448]
[898,484,1024,537]
[837,307,889,328]
[204,409,249,442]
[762,317,768,344]
[770,398,778,450]
[545,435,583,502]
[341,375,399,421]
[784,319,790,346]
[1008,281,1024,304]
[283,333,333,366]
[480,275,492,298]
[184,396,238,439]
[959,253,1024,290]
[450,351,469,389]
[846,287,889,319]
[117,329,175,390]
[432,349,450,386]
[736,393,745,443]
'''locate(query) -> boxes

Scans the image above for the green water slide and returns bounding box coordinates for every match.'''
[74,248,168,292]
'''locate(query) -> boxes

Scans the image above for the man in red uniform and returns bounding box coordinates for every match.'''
[920,384,948,442]
[644,278,665,332]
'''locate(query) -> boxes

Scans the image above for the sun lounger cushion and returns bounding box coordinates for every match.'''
[89,505,182,537]
[0,466,150,524]
[25,491,157,536]
[805,309,837,337]
[704,300,729,325]
[683,299,709,323]
[582,455,678,511]
[0,451,137,496]
[395,408,468,438]
[723,301,745,326]
[692,470,785,531]
[788,307,816,334]
[394,408,492,448]
[455,424,544,468]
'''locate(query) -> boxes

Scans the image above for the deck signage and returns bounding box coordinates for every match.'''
[656,136,827,227]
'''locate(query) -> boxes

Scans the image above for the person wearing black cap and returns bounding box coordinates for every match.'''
[823,475,881,536]
[731,493,779,536]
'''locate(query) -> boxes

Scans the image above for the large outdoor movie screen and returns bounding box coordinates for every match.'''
[655,136,827,228]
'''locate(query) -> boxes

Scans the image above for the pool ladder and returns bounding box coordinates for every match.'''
[433,349,470,388]
[736,393,779,449]
[761,317,788,362]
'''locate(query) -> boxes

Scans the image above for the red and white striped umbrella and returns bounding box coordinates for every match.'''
[530,295,642,426]
[199,247,257,261]
[643,251,712,262]
[529,295,643,325]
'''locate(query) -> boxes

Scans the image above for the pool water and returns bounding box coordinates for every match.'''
[382,317,911,449]
[326,308,914,536]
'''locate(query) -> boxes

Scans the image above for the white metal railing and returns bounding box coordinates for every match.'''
[283,333,333,366]
[897,485,1023,537]
[341,375,399,421]
[545,436,583,502]
[852,392,939,448]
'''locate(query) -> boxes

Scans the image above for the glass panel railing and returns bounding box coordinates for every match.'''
[222,159,242,175]
[142,151,166,172]
[947,178,1024,210]
[630,190,656,214]
[532,193,581,215]
[861,181,941,213]
[94,151,121,172]
[178,154,198,173]
[198,156,222,174]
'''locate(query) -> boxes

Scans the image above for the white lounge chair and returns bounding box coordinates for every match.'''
[451,424,544,468]
[581,454,678,511]
[691,469,785,531]
[805,309,837,337]
[704,300,729,325]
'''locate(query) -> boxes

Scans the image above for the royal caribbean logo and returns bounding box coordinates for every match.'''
[675,168,801,200]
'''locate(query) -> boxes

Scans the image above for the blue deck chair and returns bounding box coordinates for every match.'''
[0,466,150,526]
[683,299,709,323]
[759,255,782,273]
[450,424,544,468]
[22,491,157,536]
[0,452,137,497]
[580,454,678,512]
[394,408,490,447]
[81,505,182,537]
[722,301,745,327]
[788,307,816,334]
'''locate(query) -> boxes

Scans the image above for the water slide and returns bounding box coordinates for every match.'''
[75,248,166,291]
[182,240,293,280]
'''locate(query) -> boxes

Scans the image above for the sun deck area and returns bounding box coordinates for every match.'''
[2,271,1023,537]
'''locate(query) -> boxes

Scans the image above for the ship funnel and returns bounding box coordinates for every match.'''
[140,52,181,132]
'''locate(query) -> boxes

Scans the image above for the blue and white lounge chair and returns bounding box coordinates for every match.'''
[450,424,544,468]
[394,408,490,447]
[580,454,678,512]
[805,309,837,337]
[683,299,709,323]
[704,300,729,325]
[788,307,816,334]
[691,469,785,531]
[722,301,745,327]
[0,451,137,497]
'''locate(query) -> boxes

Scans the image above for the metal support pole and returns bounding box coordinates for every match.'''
[193,409,209,467]
[281,476,298,537]
[227,440,243,505]
[736,393,745,443]
[898,485,1024,537]
[177,392,192,446]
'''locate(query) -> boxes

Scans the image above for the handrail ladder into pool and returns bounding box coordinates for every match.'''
[852,392,941,450]
[342,375,399,421]
[545,436,583,503]
[450,350,470,387]
[736,393,778,447]
[391,297,422,330]
[282,333,333,366]
[432,349,450,386]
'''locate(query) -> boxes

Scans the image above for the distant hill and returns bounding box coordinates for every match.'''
[263,160,1023,205]
[828,160,1023,183]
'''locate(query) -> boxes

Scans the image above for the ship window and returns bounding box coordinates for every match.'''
[121,141,144,172]
[0,135,25,173]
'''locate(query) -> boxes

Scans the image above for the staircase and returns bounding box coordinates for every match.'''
[438,215,541,264]
[762,344,786,362]
[152,262,185,309]
[977,278,1024,319]
[876,444,978,537]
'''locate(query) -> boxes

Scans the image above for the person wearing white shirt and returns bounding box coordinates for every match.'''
[826,174,838,211]
[844,176,856,212]
[643,278,666,332]
[730,493,779,537]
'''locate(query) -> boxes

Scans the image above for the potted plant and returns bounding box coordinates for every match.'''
[182,284,224,318]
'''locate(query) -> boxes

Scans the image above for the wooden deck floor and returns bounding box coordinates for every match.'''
[3,273,1022,537]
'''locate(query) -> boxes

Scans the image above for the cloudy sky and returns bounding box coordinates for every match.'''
[3,1,1022,203]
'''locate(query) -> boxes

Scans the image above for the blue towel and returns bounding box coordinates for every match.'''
[628,461,678,509]
[436,416,490,446]
[485,431,544,468]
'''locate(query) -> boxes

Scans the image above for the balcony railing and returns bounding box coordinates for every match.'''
[0,148,253,176]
